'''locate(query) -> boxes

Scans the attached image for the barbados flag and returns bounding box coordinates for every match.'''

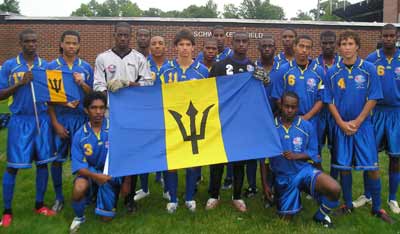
[107,72,282,177]
[31,68,80,103]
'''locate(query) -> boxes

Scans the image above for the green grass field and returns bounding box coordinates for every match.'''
[0,129,399,234]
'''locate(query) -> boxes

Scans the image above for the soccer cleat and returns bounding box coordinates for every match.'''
[388,200,400,214]
[185,200,196,212]
[35,206,57,216]
[232,199,247,212]
[334,205,353,216]
[134,189,150,201]
[0,214,12,227]
[313,214,334,228]
[124,196,137,213]
[222,178,232,190]
[69,216,86,234]
[352,195,372,208]
[52,200,64,213]
[243,187,258,198]
[373,209,394,224]
[166,202,178,214]
[305,194,313,200]
[163,191,171,201]
[205,198,220,210]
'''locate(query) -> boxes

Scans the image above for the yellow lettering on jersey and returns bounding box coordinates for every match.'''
[288,75,296,86]
[84,143,93,156]
[377,65,385,76]
[337,78,346,89]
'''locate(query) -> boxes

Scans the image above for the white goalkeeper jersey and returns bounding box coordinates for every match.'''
[93,48,153,91]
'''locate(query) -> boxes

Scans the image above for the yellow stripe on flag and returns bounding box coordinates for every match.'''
[46,70,67,102]
[162,77,228,170]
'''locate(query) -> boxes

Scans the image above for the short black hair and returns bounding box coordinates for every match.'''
[258,35,275,45]
[294,35,313,46]
[59,30,81,54]
[338,30,361,47]
[211,25,224,34]
[383,23,397,31]
[281,28,297,37]
[203,37,218,47]
[282,91,299,102]
[137,28,151,36]
[174,28,195,46]
[320,30,336,40]
[19,28,37,41]
[83,91,107,109]
[115,22,132,33]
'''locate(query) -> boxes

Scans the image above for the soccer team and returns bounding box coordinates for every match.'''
[0,21,399,232]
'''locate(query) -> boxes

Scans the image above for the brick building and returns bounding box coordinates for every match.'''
[0,14,390,66]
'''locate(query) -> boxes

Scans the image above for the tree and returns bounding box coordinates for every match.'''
[0,0,20,14]
[236,0,284,19]
[309,0,351,21]
[142,8,163,17]
[222,4,240,19]
[71,0,141,17]
[291,10,313,21]
[179,0,219,18]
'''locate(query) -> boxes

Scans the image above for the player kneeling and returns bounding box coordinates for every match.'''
[70,92,121,233]
[261,92,341,227]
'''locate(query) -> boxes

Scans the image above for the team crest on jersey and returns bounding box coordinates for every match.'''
[306,78,317,92]
[354,75,366,89]
[292,137,303,152]
[107,64,116,73]
[395,67,400,80]
[247,65,255,72]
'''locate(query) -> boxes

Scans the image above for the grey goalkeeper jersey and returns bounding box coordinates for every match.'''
[93,48,153,91]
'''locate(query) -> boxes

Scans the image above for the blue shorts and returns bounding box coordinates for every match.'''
[76,168,122,218]
[274,165,322,215]
[372,107,400,157]
[318,108,333,150]
[54,114,87,162]
[7,114,56,168]
[331,121,379,171]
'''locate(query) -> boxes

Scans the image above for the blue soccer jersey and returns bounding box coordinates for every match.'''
[366,48,400,108]
[274,52,291,67]
[47,57,94,116]
[71,119,109,174]
[271,60,325,116]
[147,55,169,85]
[0,53,47,115]
[195,47,232,64]
[255,59,279,110]
[269,116,319,176]
[324,57,383,121]
[314,54,342,74]
[160,59,209,83]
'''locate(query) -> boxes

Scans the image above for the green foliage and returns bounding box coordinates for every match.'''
[309,0,352,21]
[0,0,20,14]
[222,0,284,20]
[222,4,240,19]
[291,10,313,21]
[71,0,142,17]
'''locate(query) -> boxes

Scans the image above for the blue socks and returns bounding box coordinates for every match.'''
[36,165,49,203]
[72,199,86,218]
[51,165,64,201]
[246,160,257,190]
[3,170,17,210]
[363,171,371,199]
[185,168,197,201]
[389,172,400,201]
[167,172,178,203]
[340,172,353,208]
[139,173,149,193]
[366,176,382,213]
[314,196,339,221]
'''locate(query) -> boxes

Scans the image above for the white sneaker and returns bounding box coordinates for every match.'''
[134,189,150,201]
[163,191,171,201]
[69,216,85,234]
[185,200,196,212]
[352,195,372,208]
[388,200,400,214]
[166,202,178,213]
[205,198,220,210]
[305,194,312,200]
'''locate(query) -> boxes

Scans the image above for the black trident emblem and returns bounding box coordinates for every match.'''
[49,78,62,93]
[168,101,215,155]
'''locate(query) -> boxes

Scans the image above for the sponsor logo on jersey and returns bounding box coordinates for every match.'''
[355,75,366,89]
[292,136,303,152]
[306,78,317,92]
